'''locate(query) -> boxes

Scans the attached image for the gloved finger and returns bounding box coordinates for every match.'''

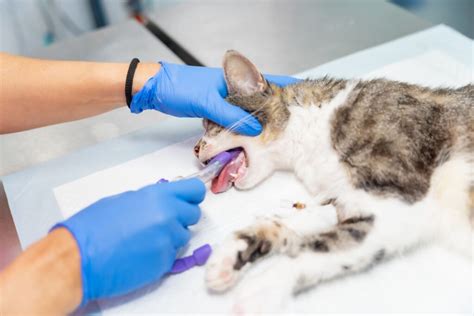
[204,96,262,136]
[169,222,191,249]
[264,74,301,87]
[174,200,202,226]
[129,75,157,114]
[167,178,206,204]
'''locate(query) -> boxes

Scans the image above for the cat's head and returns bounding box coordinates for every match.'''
[194,50,291,190]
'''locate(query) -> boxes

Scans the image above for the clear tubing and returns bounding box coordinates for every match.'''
[180,161,224,183]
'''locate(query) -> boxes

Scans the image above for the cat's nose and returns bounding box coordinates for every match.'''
[194,140,207,159]
[194,143,200,158]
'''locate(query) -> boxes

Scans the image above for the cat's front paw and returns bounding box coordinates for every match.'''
[206,222,279,292]
[206,236,248,292]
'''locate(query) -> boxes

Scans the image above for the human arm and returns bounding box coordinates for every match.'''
[0,53,298,135]
[0,52,160,133]
[0,178,205,313]
[0,228,82,314]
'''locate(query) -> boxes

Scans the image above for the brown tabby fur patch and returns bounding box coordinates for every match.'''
[331,79,473,203]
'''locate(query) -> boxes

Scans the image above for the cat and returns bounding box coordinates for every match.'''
[194,50,473,312]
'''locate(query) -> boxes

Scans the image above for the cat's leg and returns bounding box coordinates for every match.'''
[205,204,336,292]
[232,202,438,313]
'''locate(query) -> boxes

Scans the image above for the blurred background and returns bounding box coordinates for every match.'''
[1,0,472,55]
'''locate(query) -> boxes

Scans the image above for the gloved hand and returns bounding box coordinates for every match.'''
[52,178,206,306]
[130,62,299,136]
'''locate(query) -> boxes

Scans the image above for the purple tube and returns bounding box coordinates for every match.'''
[209,149,241,166]
[170,244,212,274]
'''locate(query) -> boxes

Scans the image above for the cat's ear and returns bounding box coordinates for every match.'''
[223,50,268,96]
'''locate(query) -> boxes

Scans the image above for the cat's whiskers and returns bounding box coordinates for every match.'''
[217,105,266,139]
[207,109,263,152]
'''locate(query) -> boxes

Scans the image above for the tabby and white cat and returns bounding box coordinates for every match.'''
[195,50,473,312]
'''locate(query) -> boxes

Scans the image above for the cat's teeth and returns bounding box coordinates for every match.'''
[229,173,238,178]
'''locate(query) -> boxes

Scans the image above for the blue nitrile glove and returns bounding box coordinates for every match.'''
[52,178,206,306]
[130,62,300,136]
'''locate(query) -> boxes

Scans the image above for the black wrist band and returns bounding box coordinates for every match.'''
[125,58,140,108]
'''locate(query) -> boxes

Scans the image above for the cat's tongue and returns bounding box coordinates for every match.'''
[211,151,247,194]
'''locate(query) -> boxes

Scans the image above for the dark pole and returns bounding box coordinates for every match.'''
[89,0,108,28]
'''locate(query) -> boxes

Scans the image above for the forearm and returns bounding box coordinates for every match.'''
[0,53,160,134]
[0,228,82,314]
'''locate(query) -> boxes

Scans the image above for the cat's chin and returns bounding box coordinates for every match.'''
[233,169,270,190]
[234,174,259,190]
[234,180,256,191]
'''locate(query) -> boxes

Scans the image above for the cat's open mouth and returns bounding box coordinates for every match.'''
[210,148,248,194]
